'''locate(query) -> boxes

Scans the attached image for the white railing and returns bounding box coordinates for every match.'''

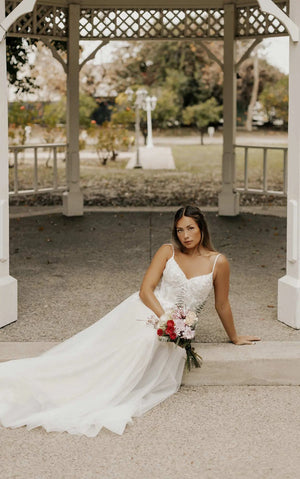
[9,143,67,196]
[234,144,288,197]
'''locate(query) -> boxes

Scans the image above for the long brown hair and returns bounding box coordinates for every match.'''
[172,205,216,253]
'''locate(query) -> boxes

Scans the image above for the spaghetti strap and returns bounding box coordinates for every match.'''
[212,253,221,275]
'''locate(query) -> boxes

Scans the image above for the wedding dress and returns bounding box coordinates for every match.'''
[0,247,221,437]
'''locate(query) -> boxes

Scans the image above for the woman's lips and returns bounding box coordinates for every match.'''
[184,240,192,244]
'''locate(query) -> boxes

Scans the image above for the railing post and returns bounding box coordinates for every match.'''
[33,146,38,193]
[263,148,268,193]
[283,149,288,195]
[53,146,58,190]
[13,150,18,194]
[244,146,248,191]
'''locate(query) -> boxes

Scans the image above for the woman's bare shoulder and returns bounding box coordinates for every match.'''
[210,252,229,266]
[154,244,174,261]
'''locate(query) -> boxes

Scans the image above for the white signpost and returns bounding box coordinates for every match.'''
[0,0,37,327]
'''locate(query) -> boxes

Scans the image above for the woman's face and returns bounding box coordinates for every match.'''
[175,216,201,249]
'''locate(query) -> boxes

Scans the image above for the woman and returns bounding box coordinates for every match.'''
[0,206,259,437]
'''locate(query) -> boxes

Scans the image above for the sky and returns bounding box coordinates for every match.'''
[260,37,289,74]
[81,37,290,74]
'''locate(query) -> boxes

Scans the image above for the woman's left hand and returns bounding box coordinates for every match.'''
[232,335,261,345]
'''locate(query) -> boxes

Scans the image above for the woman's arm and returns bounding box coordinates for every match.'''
[139,244,172,318]
[213,255,261,345]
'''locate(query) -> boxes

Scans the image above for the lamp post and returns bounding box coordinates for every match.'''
[143,96,157,148]
[125,87,148,169]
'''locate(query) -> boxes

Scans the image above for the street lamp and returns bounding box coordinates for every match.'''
[142,96,157,148]
[125,87,148,169]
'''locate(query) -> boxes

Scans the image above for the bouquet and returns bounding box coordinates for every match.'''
[147,307,202,371]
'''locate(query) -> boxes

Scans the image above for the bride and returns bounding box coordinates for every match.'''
[0,205,260,437]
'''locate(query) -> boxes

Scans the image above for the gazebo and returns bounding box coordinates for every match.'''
[1,1,299,331]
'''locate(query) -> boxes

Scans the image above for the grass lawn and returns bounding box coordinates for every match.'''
[9,143,286,206]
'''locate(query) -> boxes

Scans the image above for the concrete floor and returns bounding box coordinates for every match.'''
[1,385,300,479]
[1,205,300,479]
[2,206,297,343]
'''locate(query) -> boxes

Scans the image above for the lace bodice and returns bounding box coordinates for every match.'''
[155,250,221,315]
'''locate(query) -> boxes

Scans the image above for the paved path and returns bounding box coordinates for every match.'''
[126,146,175,169]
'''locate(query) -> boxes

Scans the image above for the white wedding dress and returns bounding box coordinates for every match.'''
[0,247,221,437]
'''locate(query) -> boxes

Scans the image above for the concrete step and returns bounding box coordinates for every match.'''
[1,341,300,386]
[182,342,300,386]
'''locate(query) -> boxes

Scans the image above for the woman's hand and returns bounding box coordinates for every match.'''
[231,335,261,345]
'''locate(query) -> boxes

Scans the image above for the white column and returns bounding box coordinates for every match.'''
[63,3,83,216]
[278,0,300,329]
[218,3,240,216]
[0,0,17,327]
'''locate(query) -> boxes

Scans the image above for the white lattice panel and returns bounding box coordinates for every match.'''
[6,1,68,40]
[5,2,287,41]
[237,2,288,37]
[79,8,225,39]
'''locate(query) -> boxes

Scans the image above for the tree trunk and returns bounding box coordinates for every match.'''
[200,129,204,145]
[246,51,259,132]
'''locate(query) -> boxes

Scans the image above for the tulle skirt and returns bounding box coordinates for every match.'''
[0,292,186,437]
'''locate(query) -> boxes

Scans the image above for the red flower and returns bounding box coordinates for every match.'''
[20,106,25,110]
[165,326,175,336]
[90,120,96,124]
[157,329,164,336]
[169,332,177,340]
[167,320,175,328]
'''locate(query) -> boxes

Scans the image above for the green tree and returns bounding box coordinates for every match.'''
[6,38,37,93]
[79,93,98,128]
[8,102,36,145]
[151,88,180,128]
[41,102,66,164]
[236,56,285,124]
[110,93,135,128]
[95,123,132,165]
[259,76,288,127]
[7,38,67,93]
[182,98,222,144]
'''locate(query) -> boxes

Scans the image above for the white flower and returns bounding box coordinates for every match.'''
[184,311,198,327]
[158,311,172,328]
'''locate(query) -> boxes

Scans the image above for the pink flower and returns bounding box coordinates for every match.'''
[174,318,185,336]
[182,326,195,340]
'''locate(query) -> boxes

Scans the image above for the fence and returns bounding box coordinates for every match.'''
[9,143,67,196]
[234,144,287,197]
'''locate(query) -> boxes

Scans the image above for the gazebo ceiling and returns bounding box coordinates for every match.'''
[6,0,288,41]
